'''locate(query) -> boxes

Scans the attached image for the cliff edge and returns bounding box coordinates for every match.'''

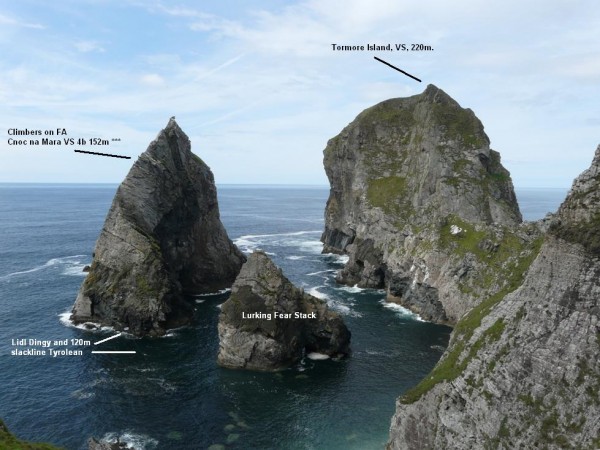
[388,145,600,449]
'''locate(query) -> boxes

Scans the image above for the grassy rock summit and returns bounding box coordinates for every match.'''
[217,251,350,371]
[71,118,245,336]
[321,84,541,324]
[388,145,600,449]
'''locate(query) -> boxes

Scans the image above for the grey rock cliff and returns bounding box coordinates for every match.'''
[321,84,541,324]
[217,251,350,371]
[388,144,600,449]
[71,118,245,336]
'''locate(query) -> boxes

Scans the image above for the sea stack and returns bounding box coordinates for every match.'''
[388,144,600,449]
[71,118,245,336]
[321,84,541,323]
[217,251,351,371]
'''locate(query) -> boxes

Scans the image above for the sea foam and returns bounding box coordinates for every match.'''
[380,300,425,322]
[233,230,322,254]
[99,432,159,450]
[58,311,116,333]
[192,288,231,297]
[339,285,365,294]
[0,255,88,281]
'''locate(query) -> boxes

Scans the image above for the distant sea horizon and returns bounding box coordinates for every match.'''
[0,182,572,190]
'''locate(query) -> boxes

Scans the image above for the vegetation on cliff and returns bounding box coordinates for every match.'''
[0,420,61,450]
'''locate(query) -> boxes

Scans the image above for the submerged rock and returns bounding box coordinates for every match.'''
[388,145,600,449]
[321,84,541,323]
[88,437,133,450]
[217,251,350,371]
[71,118,245,336]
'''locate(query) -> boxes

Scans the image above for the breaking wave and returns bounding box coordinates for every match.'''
[98,431,159,450]
[338,285,365,294]
[0,255,89,281]
[58,311,115,333]
[380,300,425,322]
[233,230,322,254]
[307,286,362,317]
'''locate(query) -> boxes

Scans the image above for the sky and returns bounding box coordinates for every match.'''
[0,0,598,187]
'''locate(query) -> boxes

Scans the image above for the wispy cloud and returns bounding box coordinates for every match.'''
[140,73,165,87]
[1,0,599,186]
[74,40,105,53]
[0,12,44,29]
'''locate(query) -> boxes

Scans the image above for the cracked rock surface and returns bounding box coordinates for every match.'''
[217,251,350,371]
[71,118,245,336]
[321,84,540,324]
[388,145,600,449]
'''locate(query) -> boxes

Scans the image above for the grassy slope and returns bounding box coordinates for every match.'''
[0,420,63,450]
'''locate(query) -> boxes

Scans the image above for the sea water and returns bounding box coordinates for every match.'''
[0,184,567,449]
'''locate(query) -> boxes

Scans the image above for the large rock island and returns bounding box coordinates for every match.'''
[321,84,541,323]
[388,144,600,449]
[71,118,245,336]
[217,251,350,371]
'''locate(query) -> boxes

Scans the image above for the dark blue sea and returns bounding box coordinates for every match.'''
[0,185,567,450]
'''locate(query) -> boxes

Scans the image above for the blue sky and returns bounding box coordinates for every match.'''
[1,0,598,187]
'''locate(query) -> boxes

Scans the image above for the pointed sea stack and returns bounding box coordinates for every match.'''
[71,118,245,336]
[321,84,541,323]
[217,251,351,371]
[388,144,600,449]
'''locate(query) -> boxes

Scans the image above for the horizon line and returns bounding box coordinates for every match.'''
[0,182,571,189]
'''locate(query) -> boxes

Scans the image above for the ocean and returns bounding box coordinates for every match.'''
[0,185,567,450]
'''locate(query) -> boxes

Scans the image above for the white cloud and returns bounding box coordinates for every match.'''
[74,40,105,53]
[0,12,44,29]
[140,73,166,87]
[1,0,599,186]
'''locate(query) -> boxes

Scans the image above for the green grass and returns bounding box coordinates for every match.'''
[0,420,63,450]
[366,176,407,215]
[360,103,416,127]
[439,216,542,293]
[136,275,159,297]
[486,151,513,185]
[550,211,600,256]
[190,152,205,165]
[401,234,543,404]
[431,103,486,148]
[453,158,470,173]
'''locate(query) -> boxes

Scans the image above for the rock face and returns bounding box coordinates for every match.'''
[217,251,351,371]
[388,145,600,449]
[321,84,541,323]
[71,118,245,336]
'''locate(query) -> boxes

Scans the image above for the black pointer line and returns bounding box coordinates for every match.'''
[373,56,422,82]
[74,149,131,159]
